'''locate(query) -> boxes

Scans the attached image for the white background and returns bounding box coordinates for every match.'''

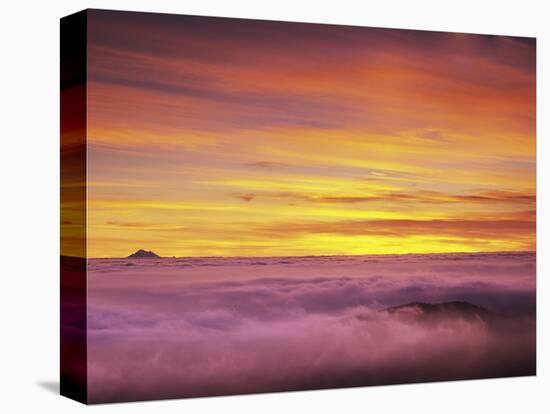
[0,0,548,412]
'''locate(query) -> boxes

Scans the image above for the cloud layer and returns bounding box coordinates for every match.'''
[86,252,536,403]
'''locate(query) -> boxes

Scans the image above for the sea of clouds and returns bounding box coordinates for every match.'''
[85,252,536,403]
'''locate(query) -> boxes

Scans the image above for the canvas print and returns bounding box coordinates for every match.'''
[61,9,536,404]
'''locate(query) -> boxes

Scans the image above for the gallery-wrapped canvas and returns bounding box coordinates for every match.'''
[60,9,536,404]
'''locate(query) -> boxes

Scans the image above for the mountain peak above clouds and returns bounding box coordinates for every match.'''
[127,249,161,258]
[383,301,490,322]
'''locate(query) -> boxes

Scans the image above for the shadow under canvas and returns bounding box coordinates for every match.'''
[36,381,60,395]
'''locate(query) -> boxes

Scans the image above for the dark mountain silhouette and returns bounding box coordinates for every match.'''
[127,249,160,258]
[383,301,491,323]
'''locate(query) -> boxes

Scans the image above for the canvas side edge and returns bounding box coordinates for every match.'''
[60,9,88,405]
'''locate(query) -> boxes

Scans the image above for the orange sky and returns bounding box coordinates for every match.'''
[86,10,535,258]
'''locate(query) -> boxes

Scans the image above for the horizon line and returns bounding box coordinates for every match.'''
[65,250,536,260]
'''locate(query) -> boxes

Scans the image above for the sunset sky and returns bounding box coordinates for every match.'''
[86,10,535,258]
